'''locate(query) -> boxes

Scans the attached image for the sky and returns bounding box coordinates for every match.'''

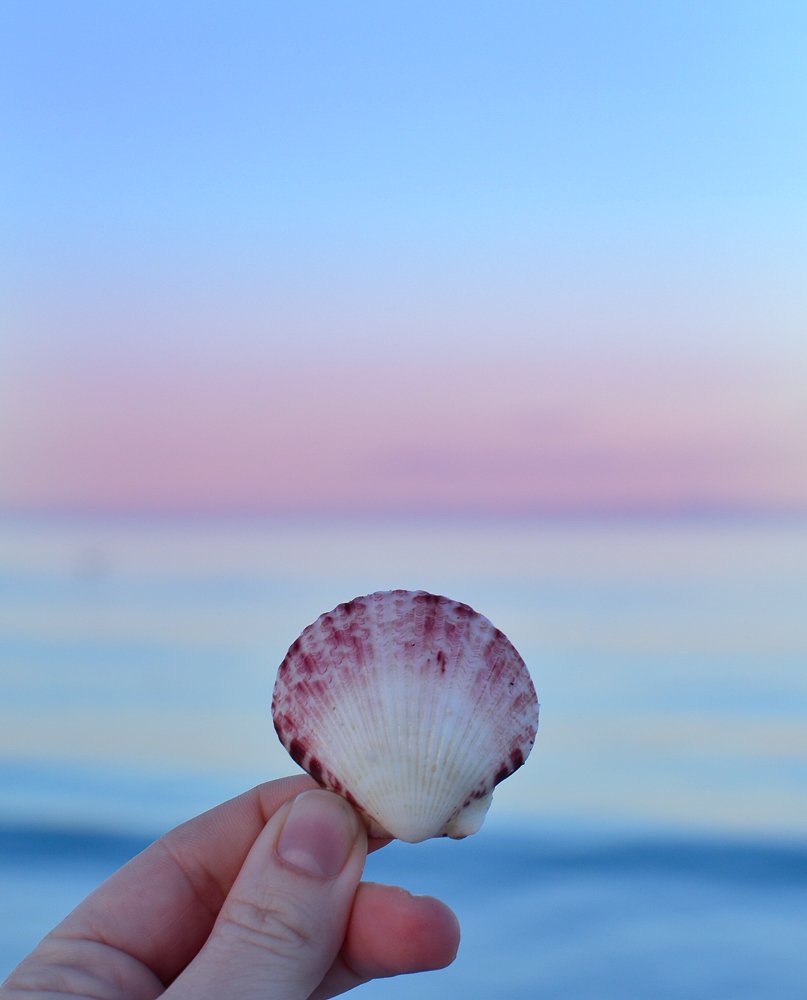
[3,1,806,517]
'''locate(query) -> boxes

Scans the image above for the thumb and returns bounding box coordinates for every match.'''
[165,789,367,1000]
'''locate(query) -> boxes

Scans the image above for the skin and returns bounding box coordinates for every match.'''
[1,776,460,1000]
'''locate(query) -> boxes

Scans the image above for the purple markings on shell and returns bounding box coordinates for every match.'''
[272,590,539,843]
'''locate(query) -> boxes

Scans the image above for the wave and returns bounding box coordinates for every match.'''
[0,824,150,866]
[3,822,805,889]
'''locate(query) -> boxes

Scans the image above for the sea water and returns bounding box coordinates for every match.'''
[1,517,806,997]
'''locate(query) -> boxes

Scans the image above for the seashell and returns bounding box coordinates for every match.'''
[272,589,539,843]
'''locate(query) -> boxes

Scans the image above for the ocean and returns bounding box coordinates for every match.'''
[1,516,806,997]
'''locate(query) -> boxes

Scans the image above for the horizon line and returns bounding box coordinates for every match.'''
[2,503,806,527]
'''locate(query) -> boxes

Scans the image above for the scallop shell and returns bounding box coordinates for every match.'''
[272,590,539,843]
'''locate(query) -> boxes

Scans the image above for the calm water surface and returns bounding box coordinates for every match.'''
[1,517,806,996]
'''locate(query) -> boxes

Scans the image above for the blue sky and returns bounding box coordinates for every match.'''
[2,1,806,514]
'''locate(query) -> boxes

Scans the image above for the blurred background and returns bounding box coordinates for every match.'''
[2,2,806,997]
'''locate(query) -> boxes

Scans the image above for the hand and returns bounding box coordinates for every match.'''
[1,775,460,999]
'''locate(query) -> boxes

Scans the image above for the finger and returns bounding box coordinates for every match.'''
[310,882,460,1000]
[163,789,366,1000]
[51,775,318,983]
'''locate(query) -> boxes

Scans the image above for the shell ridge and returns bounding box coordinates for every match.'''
[401,599,451,829]
[406,605,490,830]
[336,604,400,830]
[460,626,537,784]
[280,603,391,829]
[365,593,416,832]
[430,617,478,820]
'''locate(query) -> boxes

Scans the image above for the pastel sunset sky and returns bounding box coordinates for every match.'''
[3,2,806,517]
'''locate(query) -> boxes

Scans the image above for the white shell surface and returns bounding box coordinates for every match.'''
[272,590,539,843]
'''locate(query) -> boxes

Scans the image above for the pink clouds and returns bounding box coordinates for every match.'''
[2,348,805,516]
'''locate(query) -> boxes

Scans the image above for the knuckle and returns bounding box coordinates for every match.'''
[218,894,313,956]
